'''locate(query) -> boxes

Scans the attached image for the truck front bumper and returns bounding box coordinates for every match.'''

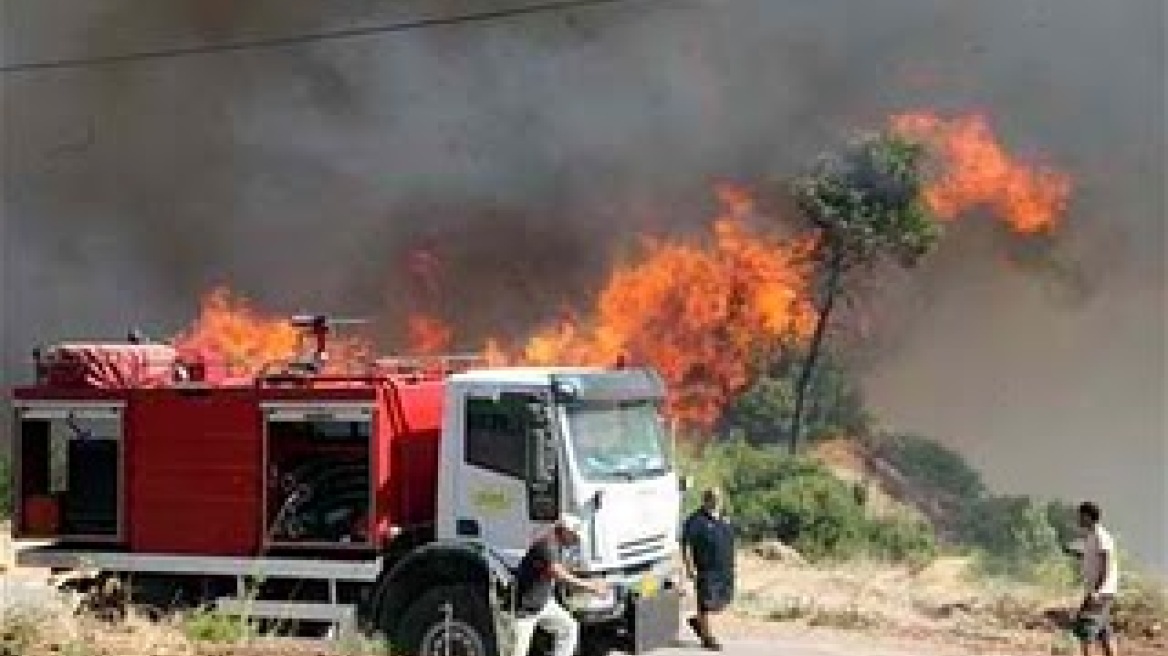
[626,586,681,653]
[572,584,681,654]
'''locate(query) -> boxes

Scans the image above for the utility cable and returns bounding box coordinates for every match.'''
[1,0,666,74]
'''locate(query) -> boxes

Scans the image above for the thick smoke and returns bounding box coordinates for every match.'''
[2,1,1164,570]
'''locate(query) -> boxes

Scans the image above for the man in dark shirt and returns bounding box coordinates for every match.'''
[511,514,609,656]
[681,488,735,651]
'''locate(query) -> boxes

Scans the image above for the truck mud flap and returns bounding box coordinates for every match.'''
[628,587,681,653]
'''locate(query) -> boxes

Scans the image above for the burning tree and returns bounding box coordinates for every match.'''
[788,131,941,454]
[508,194,817,430]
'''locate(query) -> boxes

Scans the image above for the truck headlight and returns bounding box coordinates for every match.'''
[563,585,617,613]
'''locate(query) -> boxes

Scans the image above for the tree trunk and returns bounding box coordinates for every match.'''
[789,246,845,454]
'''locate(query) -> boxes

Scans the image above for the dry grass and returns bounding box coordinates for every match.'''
[3,565,1163,656]
[728,550,1167,655]
[0,603,359,656]
[4,521,1164,656]
[2,601,197,656]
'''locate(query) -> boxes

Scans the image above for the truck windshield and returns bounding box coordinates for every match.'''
[564,400,670,481]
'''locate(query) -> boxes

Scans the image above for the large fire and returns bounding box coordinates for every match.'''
[891,111,1072,234]
[489,185,817,427]
[171,110,1071,430]
[172,188,814,428]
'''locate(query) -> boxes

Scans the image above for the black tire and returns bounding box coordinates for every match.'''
[393,584,499,656]
[529,630,556,656]
[578,623,621,656]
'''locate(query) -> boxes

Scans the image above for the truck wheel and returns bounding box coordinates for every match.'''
[394,584,498,656]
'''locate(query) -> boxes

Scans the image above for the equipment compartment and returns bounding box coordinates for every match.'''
[14,404,123,541]
[263,404,374,548]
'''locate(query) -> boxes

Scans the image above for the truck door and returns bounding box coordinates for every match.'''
[455,390,560,564]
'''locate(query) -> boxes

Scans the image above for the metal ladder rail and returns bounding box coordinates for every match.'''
[213,573,356,640]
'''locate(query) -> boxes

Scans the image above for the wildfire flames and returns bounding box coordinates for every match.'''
[172,287,370,376]
[171,110,1071,429]
[172,288,301,375]
[489,185,816,427]
[891,111,1072,234]
[407,314,454,355]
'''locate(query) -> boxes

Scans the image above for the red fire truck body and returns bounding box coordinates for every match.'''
[15,379,441,557]
[12,342,450,555]
[9,337,683,656]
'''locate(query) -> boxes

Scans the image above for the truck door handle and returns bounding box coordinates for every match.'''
[456,519,481,537]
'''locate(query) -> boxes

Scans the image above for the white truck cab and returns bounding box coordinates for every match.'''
[436,367,683,642]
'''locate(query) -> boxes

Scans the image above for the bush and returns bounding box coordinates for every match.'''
[1044,500,1080,547]
[871,433,985,500]
[719,349,869,446]
[181,607,254,643]
[1112,570,1168,639]
[762,472,871,560]
[680,440,936,564]
[869,434,1081,582]
[0,606,44,656]
[961,495,1075,585]
[865,512,937,565]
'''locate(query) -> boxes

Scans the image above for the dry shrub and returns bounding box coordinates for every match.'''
[1,606,46,656]
[1113,574,1168,640]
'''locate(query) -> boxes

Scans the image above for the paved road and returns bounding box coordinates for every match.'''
[660,636,927,656]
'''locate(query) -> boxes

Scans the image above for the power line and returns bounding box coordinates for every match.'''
[1,0,659,75]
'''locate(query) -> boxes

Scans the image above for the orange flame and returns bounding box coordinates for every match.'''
[407,314,454,355]
[493,185,816,428]
[891,111,1071,234]
[172,287,300,376]
[172,287,370,376]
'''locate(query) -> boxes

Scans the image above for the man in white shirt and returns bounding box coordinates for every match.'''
[1070,501,1120,656]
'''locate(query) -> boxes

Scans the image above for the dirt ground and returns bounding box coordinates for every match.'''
[4,525,1164,656]
[718,550,1166,656]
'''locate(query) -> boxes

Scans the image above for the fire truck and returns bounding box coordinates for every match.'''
[8,317,683,655]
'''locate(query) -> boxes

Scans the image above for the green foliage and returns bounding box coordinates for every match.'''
[181,606,255,643]
[871,433,986,500]
[786,131,942,453]
[1044,500,1080,547]
[338,632,394,656]
[793,131,941,268]
[680,440,935,564]
[720,350,869,446]
[757,469,870,560]
[865,512,938,565]
[960,495,1075,585]
[866,434,1081,584]
[684,429,1086,585]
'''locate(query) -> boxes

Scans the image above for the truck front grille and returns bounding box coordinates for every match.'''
[617,533,669,562]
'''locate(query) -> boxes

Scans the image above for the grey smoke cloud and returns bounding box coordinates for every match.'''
[2,1,1164,570]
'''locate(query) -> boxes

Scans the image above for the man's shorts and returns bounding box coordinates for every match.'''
[694,572,735,613]
[1073,595,1114,642]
